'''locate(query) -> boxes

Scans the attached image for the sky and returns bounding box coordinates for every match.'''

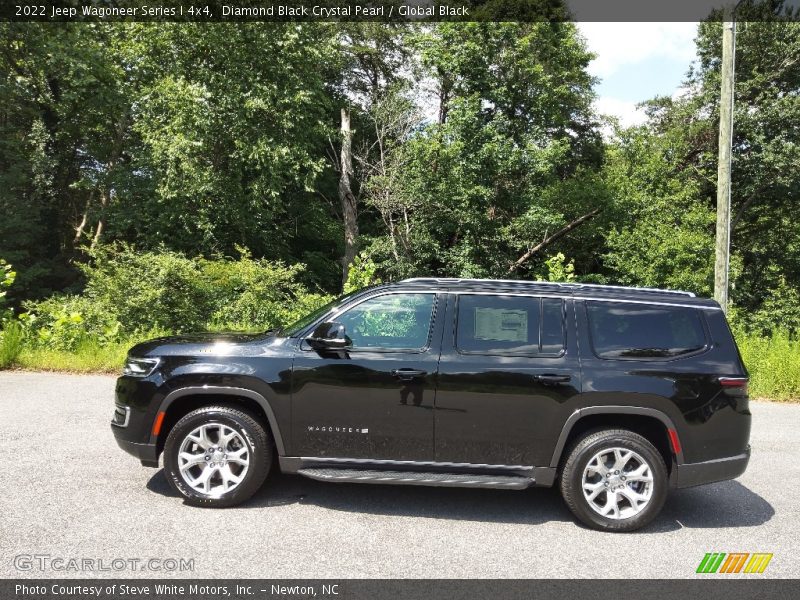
[577,23,699,127]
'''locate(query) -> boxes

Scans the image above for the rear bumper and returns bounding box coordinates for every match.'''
[113,433,160,468]
[675,446,750,488]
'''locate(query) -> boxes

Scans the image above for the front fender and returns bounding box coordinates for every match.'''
[152,385,287,455]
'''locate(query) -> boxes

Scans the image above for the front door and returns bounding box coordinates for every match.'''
[435,293,581,467]
[291,291,444,461]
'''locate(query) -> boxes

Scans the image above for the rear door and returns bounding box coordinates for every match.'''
[434,292,581,466]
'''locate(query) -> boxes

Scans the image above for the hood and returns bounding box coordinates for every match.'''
[127,330,281,358]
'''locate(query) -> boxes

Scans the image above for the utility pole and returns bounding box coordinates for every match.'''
[714,6,736,312]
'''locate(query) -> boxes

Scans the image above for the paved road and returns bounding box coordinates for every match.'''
[1,372,797,579]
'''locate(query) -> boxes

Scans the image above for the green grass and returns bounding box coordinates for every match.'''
[0,321,25,368]
[736,332,800,402]
[13,339,131,374]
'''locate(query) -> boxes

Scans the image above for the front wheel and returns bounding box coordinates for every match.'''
[560,429,668,532]
[163,405,272,507]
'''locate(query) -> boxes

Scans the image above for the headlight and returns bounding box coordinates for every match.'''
[123,357,160,377]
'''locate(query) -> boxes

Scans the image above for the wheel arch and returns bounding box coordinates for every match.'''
[152,386,286,456]
[550,406,684,471]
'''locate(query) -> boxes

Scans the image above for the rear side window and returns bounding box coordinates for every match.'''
[586,301,707,360]
[456,295,565,355]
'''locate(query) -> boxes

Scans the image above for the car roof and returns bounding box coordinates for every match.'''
[381,278,720,309]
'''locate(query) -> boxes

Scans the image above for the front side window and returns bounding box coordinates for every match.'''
[335,293,435,350]
[282,288,364,336]
[587,301,707,359]
[456,294,565,355]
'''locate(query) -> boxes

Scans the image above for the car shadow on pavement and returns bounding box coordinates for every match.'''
[147,469,573,524]
[146,470,774,531]
[653,480,774,530]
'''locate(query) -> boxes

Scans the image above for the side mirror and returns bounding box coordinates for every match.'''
[306,321,351,350]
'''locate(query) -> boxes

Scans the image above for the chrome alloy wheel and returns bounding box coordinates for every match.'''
[177,423,250,496]
[582,447,654,520]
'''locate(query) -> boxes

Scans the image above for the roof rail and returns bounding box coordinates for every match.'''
[398,278,695,298]
[558,282,695,297]
[401,277,544,286]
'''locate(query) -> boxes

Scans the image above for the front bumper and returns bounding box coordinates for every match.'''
[675,445,750,488]
[112,374,165,468]
[114,435,160,468]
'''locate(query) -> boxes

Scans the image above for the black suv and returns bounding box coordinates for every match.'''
[112,278,750,531]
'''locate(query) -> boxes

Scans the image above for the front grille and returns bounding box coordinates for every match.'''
[112,405,130,428]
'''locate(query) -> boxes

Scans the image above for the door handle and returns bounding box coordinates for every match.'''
[391,369,427,381]
[533,374,571,385]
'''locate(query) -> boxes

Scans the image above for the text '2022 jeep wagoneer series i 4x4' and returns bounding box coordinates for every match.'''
[112,278,751,531]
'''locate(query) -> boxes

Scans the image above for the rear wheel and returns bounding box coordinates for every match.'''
[560,429,668,532]
[163,405,272,507]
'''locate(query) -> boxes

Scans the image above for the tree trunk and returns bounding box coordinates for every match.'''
[74,191,93,245]
[507,208,601,274]
[388,214,400,261]
[91,189,108,249]
[339,107,358,287]
[81,110,128,251]
[438,70,451,125]
[91,218,104,249]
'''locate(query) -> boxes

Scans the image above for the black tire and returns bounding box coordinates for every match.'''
[560,429,668,532]
[163,405,272,507]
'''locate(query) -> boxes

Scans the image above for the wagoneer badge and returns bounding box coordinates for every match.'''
[308,425,369,434]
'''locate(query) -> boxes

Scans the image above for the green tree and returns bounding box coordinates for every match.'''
[601,125,718,295]
[695,14,800,326]
[363,22,604,280]
[0,23,131,298]
[329,23,416,285]
[118,24,340,274]
[600,8,800,330]
[0,23,349,298]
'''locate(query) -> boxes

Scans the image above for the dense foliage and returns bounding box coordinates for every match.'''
[16,247,332,351]
[1,6,799,379]
[0,259,15,322]
[601,13,800,334]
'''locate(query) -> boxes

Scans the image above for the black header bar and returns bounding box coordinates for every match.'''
[2,0,799,23]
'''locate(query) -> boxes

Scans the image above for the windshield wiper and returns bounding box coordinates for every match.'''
[617,346,704,358]
[618,347,672,357]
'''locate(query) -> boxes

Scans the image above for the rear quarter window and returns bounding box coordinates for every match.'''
[586,301,707,360]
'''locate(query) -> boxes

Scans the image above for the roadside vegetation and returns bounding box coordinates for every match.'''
[735,333,800,402]
[1,11,799,400]
[2,249,798,402]
[0,248,333,372]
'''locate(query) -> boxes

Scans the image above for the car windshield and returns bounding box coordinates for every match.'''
[279,288,364,337]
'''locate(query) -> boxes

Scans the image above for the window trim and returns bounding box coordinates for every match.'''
[584,300,711,362]
[453,293,567,358]
[301,291,440,354]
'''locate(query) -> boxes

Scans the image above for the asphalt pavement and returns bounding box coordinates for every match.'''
[1,371,797,579]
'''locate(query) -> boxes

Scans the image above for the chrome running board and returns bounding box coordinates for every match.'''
[296,467,535,489]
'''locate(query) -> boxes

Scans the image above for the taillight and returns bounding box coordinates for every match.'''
[719,377,748,388]
[719,377,748,397]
